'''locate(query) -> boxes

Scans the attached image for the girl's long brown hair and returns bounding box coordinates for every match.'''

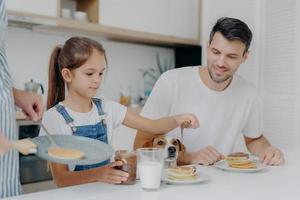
[47,37,107,109]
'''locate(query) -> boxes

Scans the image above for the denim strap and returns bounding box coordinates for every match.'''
[92,98,105,115]
[92,98,107,126]
[55,104,77,132]
[55,104,74,123]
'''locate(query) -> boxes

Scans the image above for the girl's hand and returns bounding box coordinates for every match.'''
[173,113,199,129]
[96,161,129,184]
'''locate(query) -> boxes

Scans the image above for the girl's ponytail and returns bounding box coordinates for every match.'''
[47,46,65,109]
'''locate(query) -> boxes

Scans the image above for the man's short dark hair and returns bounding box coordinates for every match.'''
[209,17,253,53]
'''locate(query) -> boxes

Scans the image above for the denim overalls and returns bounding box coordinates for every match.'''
[55,98,109,171]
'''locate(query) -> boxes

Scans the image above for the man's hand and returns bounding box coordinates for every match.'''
[13,88,43,121]
[190,146,224,165]
[259,146,285,165]
[0,132,11,156]
[245,135,285,166]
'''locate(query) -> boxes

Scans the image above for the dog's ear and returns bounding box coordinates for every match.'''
[142,137,155,148]
[177,139,186,153]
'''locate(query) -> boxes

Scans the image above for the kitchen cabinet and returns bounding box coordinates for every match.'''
[168,0,200,40]
[99,0,200,40]
[6,0,58,17]
[7,0,201,46]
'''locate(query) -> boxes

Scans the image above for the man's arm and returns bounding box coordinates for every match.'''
[245,135,285,165]
[177,146,224,166]
[245,135,270,155]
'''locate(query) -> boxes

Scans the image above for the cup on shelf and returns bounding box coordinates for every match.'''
[61,8,72,19]
[73,11,88,22]
[119,86,132,107]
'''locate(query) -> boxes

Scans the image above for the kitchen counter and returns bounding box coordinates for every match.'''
[4,153,299,200]
[16,120,40,126]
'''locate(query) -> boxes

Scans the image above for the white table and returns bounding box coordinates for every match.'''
[5,155,300,200]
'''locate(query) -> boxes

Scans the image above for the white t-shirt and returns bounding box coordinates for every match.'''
[40,99,127,144]
[141,66,262,155]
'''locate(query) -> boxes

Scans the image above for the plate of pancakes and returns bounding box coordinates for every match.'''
[163,165,209,184]
[31,135,113,165]
[214,152,267,173]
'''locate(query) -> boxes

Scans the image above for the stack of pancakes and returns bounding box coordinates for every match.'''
[167,165,198,181]
[226,152,256,169]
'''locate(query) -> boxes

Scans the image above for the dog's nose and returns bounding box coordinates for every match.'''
[168,146,176,157]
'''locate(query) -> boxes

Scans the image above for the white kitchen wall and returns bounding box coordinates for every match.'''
[261,0,300,154]
[5,27,175,105]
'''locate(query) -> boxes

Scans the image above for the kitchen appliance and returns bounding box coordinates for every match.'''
[24,79,44,94]
[175,46,202,68]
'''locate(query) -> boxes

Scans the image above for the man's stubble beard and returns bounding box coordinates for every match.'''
[207,65,233,84]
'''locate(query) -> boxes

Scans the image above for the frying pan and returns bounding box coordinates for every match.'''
[30,135,113,165]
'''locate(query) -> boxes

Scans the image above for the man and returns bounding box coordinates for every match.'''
[0,1,43,198]
[134,17,284,166]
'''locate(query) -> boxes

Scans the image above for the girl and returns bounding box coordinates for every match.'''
[41,37,199,187]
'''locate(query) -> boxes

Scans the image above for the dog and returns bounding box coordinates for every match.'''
[142,135,186,168]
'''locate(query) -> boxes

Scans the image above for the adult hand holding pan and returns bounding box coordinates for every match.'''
[11,124,113,165]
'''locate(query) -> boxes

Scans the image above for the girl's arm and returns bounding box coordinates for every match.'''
[122,110,199,134]
[49,161,129,187]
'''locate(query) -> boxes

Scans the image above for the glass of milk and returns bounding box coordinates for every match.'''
[137,148,164,191]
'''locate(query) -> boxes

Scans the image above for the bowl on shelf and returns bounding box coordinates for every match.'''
[73,11,88,22]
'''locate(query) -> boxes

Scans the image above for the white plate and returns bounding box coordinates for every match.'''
[163,171,209,185]
[214,159,267,173]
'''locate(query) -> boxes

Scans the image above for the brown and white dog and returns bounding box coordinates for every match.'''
[142,135,186,168]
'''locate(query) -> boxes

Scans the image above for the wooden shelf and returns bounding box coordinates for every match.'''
[7,10,200,47]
